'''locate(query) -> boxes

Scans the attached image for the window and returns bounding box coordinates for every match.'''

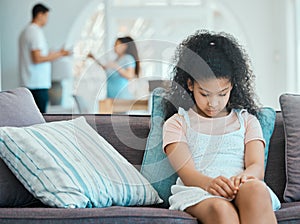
[68,0,247,113]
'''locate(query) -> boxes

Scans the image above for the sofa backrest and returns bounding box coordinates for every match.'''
[43,112,286,202]
[265,112,286,202]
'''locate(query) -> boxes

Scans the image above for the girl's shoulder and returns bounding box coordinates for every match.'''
[164,111,187,129]
[235,109,260,128]
[236,109,257,119]
[165,112,185,124]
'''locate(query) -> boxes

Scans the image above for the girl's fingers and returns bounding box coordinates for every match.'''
[234,177,241,187]
[217,184,230,198]
[208,184,229,198]
[208,176,237,198]
[208,188,221,197]
[231,174,252,187]
[241,175,248,183]
[222,176,238,192]
[218,177,237,197]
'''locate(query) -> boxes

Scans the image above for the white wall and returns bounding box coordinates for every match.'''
[223,0,288,109]
[0,0,293,109]
[0,38,1,91]
[0,0,87,90]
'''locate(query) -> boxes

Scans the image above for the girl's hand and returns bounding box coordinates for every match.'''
[230,175,256,188]
[205,176,238,199]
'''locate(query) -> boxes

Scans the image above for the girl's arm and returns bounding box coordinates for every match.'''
[231,140,265,186]
[165,142,238,199]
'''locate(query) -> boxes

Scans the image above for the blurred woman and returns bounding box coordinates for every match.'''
[88,36,140,99]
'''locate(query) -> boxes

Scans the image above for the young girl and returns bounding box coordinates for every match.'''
[88,36,140,99]
[162,31,280,223]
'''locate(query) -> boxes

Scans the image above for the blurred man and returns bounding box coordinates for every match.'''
[19,3,69,113]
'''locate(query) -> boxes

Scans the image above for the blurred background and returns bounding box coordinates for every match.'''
[0,0,299,113]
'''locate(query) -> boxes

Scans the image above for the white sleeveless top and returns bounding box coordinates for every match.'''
[168,108,281,211]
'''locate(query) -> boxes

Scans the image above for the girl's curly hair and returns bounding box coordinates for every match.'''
[163,30,260,121]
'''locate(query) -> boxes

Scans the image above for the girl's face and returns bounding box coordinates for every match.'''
[114,40,127,56]
[187,78,232,118]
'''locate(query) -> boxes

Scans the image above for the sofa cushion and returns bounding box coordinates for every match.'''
[141,87,277,208]
[0,87,45,127]
[275,202,300,223]
[0,116,162,208]
[280,93,300,202]
[141,88,177,208]
[257,107,276,168]
[0,87,44,207]
[43,114,150,169]
[0,206,197,224]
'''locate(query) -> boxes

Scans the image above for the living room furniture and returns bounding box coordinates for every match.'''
[0,87,299,223]
[0,112,296,223]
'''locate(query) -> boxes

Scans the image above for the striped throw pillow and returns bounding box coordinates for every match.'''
[0,117,162,208]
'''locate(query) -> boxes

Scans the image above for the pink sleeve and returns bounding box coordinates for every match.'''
[162,114,187,153]
[244,113,266,147]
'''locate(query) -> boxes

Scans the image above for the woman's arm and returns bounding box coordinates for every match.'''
[87,53,106,69]
[165,142,237,199]
[115,66,136,80]
[105,61,135,80]
[87,54,136,79]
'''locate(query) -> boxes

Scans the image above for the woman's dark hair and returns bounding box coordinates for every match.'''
[117,36,140,77]
[32,3,49,19]
[163,30,260,121]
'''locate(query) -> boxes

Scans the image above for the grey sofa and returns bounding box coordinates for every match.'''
[0,112,298,223]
